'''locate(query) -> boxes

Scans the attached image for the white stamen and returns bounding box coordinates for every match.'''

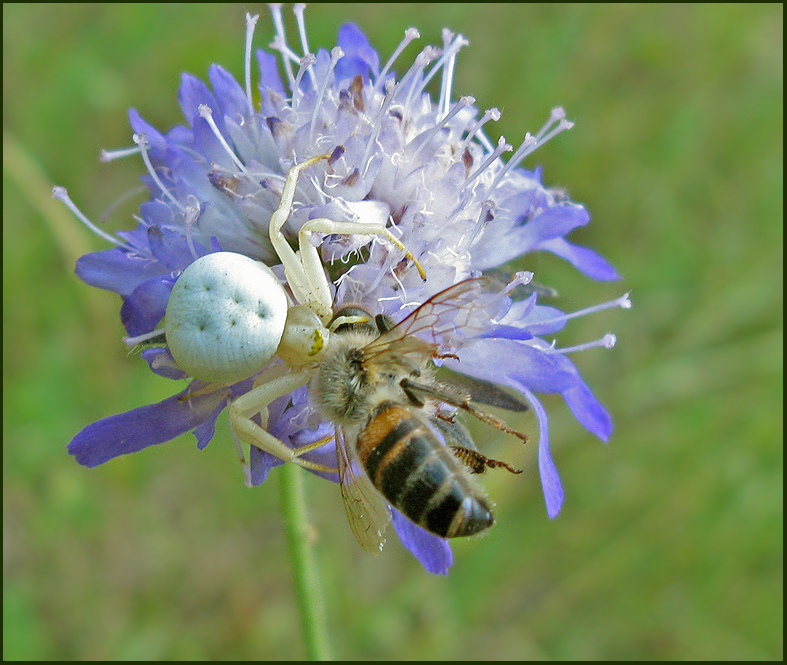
[407,33,468,112]
[462,199,495,247]
[269,35,300,82]
[268,4,296,89]
[457,107,501,154]
[538,293,633,327]
[373,28,420,95]
[293,4,310,57]
[487,108,574,196]
[488,133,537,194]
[464,136,512,189]
[198,105,248,173]
[473,126,497,154]
[291,53,316,107]
[244,14,259,119]
[504,271,534,294]
[52,186,132,249]
[546,333,617,355]
[133,134,185,212]
[123,327,166,348]
[534,106,569,142]
[438,29,468,119]
[100,145,143,162]
[409,95,474,161]
[309,47,344,142]
[398,46,441,117]
[445,127,507,227]
[537,118,574,146]
[182,204,201,260]
[360,80,399,175]
[292,4,317,90]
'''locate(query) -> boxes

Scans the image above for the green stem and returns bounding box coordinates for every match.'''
[278,463,332,661]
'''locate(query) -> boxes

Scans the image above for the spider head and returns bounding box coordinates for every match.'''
[277,304,330,367]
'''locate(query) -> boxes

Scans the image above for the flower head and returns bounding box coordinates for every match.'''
[57,6,628,575]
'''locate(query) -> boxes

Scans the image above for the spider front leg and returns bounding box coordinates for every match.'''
[296,217,427,305]
[268,155,335,323]
[228,368,337,476]
[268,155,426,324]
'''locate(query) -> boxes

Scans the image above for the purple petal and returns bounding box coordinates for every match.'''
[483,324,534,341]
[538,237,621,281]
[445,338,578,394]
[166,124,193,148]
[128,108,167,155]
[257,49,285,95]
[68,385,230,467]
[120,274,175,336]
[515,384,565,518]
[335,23,379,83]
[391,509,453,575]
[248,444,282,486]
[515,304,571,337]
[190,115,229,165]
[140,347,188,380]
[192,401,227,451]
[552,356,614,441]
[75,248,164,297]
[521,202,590,246]
[178,73,218,128]
[564,381,613,442]
[140,200,176,227]
[146,226,201,271]
[208,64,248,120]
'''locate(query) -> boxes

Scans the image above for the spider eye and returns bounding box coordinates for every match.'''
[330,306,377,335]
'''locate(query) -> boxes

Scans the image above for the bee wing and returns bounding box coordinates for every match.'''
[336,429,391,554]
[364,276,501,360]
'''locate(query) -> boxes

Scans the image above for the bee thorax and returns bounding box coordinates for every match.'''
[311,333,386,425]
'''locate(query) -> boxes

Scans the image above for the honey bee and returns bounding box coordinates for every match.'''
[310,277,529,552]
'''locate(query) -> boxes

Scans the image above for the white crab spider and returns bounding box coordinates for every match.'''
[165,155,422,476]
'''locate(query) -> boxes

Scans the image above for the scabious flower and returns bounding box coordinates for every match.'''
[57,5,629,575]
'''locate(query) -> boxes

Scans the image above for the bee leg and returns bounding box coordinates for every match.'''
[451,445,523,475]
[401,380,426,407]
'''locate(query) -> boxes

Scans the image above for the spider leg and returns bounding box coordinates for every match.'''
[267,155,425,325]
[229,369,335,474]
[267,156,334,319]
[298,217,426,295]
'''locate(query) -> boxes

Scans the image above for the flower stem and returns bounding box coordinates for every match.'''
[278,463,332,660]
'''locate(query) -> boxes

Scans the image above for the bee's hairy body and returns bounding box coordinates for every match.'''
[311,314,494,539]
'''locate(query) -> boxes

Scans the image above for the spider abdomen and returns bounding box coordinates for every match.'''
[165,252,288,384]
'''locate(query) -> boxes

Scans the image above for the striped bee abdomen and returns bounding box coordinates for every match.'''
[355,402,494,538]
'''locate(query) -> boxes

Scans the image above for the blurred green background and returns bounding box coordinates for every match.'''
[3,3,782,660]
